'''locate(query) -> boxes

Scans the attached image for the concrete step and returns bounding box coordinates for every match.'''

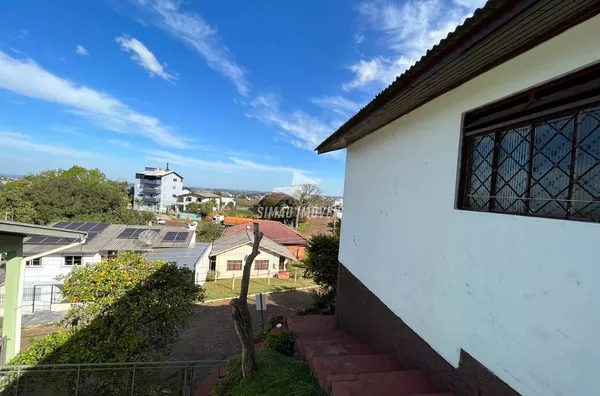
[296,332,356,355]
[330,370,442,396]
[303,341,376,368]
[287,315,337,336]
[311,354,402,390]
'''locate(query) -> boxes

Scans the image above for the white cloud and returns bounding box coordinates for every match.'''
[0,131,99,158]
[131,0,248,95]
[0,50,190,148]
[310,95,363,117]
[75,45,90,56]
[108,139,136,149]
[345,0,485,90]
[149,150,305,174]
[116,35,176,81]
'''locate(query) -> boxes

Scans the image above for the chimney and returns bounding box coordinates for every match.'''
[166,163,170,171]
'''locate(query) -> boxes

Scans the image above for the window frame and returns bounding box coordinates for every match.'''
[254,260,269,271]
[226,260,242,271]
[457,64,600,223]
[64,256,83,266]
[25,258,42,267]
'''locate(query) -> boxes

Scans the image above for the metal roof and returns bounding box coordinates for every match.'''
[144,243,210,271]
[23,224,195,255]
[222,219,308,246]
[211,230,296,261]
[0,220,87,239]
[316,0,600,153]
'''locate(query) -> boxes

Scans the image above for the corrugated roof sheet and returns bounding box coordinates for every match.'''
[211,230,296,261]
[316,0,600,153]
[144,243,210,271]
[23,224,195,255]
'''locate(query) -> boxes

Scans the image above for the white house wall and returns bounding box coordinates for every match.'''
[23,254,101,286]
[340,15,600,396]
[214,244,282,279]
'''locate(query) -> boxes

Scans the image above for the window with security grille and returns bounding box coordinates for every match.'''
[458,64,600,222]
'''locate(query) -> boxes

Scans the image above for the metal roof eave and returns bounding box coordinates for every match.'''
[0,221,87,239]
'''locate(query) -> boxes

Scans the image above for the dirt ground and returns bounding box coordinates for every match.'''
[165,289,313,361]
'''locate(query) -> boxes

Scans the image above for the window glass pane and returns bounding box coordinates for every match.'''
[572,106,600,219]
[462,134,495,210]
[529,115,574,217]
[494,126,532,214]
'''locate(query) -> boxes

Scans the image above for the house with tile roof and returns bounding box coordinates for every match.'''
[222,219,309,260]
[316,1,600,395]
[201,229,297,279]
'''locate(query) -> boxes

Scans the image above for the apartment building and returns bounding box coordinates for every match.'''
[133,165,184,213]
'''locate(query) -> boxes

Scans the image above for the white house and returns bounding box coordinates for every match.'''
[21,221,197,288]
[177,191,236,212]
[317,2,600,396]
[133,165,184,213]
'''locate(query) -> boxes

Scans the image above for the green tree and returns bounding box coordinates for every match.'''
[302,233,340,291]
[10,252,203,365]
[200,200,217,217]
[0,166,149,225]
[186,202,201,213]
[257,193,298,225]
[196,222,223,242]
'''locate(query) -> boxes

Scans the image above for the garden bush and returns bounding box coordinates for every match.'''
[303,233,340,291]
[266,331,295,357]
[206,270,219,282]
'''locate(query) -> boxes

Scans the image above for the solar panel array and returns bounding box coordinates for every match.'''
[162,231,190,243]
[117,228,161,239]
[24,222,109,245]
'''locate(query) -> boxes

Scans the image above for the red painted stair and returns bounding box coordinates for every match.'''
[289,315,454,396]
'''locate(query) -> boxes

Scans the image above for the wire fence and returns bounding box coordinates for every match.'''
[0,360,226,396]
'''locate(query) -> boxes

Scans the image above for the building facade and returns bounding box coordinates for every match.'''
[317,4,600,396]
[133,166,184,213]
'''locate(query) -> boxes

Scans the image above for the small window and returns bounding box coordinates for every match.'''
[65,256,82,266]
[172,194,177,198]
[173,178,178,182]
[255,260,269,270]
[172,186,176,190]
[227,260,242,271]
[25,258,41,267]
[108,251,118,259]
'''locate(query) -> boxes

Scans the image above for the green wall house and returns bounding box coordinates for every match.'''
[0,221,86,363]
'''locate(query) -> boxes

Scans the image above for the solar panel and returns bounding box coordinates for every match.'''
[162,231,178,242]
[53,222,70,228]
[85,232,100,243]
[77,223,96,231]
[24,236,46,244]
[175,232,189,242]
[64,222,85,230]
[118,228,136,239]
[117,228,160,239]
[90,223,109,232]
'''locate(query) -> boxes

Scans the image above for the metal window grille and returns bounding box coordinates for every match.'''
[460,105,600,221]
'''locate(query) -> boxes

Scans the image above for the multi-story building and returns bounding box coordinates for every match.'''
[133,165,184,213]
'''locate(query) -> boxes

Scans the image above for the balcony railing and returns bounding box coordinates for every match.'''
[142,187,161,194]
[142,180,161,187]
[0,360,226,396]
[143,197,161,204]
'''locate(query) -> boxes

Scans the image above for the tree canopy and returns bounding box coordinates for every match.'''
[0,166,152,225]
[196,222,223,242]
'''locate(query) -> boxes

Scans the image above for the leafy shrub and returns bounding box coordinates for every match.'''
[254,330,270,343]
[206,270,219,282]
[311,289,336,311]
[196,222,223,242]
[266,331,295,356]
[268,314,285,329]
[303,233,340,291]
[10,252,203,366]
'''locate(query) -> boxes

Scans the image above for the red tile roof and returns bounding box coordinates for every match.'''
[222,219,309,246]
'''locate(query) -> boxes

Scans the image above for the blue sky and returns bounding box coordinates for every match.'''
[0,0,484,196]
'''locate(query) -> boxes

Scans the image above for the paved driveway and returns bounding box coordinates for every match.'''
[166,290,313,361]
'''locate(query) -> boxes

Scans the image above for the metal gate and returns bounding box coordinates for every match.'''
[31,284,62,313]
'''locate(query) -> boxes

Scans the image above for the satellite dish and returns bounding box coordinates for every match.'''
[138,229,159,246]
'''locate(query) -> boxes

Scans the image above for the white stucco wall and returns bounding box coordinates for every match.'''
[213,244,283,279]
[340,16,600,396]
[23,254,101,286]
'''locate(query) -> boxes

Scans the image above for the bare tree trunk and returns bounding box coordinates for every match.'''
[230,222,263,378]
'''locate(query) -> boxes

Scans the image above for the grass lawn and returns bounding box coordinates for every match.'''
[202,275,315,300]
[212,349,325,396]
[297,220,311,233]
[222,209,257,218]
